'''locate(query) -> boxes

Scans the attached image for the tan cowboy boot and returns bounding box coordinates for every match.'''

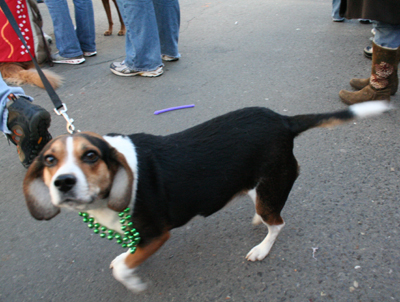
[349,46,399,95]
[340,42,398,105]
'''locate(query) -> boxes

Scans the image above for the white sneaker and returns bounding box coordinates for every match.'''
[83,51,97,57]
[110,61,163,77]
[162,55,179,62]
[51,52,85,65]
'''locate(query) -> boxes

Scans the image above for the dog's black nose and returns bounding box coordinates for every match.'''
[54,174,77,193]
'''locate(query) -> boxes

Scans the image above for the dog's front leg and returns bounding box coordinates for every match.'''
[110,251,146,292]
[112,0,126,36]
[110,231,170,292]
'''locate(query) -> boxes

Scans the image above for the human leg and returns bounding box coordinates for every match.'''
[154,0,180,60]
[45,0,83,58]
[374,22,400,49]
[344,22,400,100]
[350,48,399,95]
[332,0,344,22]
[73,0,96,53]
[340,41,398,104]
[114,0,162,72]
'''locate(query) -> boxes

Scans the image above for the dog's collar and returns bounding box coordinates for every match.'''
[78,208,140,254]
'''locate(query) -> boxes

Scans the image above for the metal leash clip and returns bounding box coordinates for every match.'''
[54,103,80,134]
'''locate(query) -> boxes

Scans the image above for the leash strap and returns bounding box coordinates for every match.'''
[0,0,77,133]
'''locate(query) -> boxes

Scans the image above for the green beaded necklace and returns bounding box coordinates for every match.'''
[78,208,140,254]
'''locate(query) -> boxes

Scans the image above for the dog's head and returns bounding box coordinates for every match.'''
[23,132,134,220]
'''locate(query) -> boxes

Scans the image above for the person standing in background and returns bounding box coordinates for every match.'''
[45,0,97,64]
[109,0,180,77]
[338,0,400,105]
[332,0,344,22]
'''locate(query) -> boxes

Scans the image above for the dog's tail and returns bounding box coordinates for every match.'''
[0,62,63,89]
[287,101,392,136]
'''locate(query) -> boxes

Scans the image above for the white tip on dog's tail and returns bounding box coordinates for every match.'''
[288,100,393,136]
[349,100,393,119]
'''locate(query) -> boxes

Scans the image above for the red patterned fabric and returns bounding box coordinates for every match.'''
[0,0,34,62]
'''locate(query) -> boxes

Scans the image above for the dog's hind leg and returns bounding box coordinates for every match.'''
[112,0,126,36]
[248,189,263,226]
[246,161,298,261]
[246,215,285,261]
[101,0,114,36]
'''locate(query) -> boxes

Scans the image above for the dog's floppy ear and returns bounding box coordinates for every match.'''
[107,148,134,212]
[23,157,60,220]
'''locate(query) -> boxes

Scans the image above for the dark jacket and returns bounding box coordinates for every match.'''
[340,0,400,25]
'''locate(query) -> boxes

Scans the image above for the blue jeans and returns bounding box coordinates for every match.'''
[331,0,343,20]
[45,0,96,57]
[374,22,400,49]
[0,74,32,134]
[116,0,180,71]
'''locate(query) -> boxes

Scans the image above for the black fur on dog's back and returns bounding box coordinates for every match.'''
[22,103,390,250]
[126,107,297,236]
[118,103,390,242]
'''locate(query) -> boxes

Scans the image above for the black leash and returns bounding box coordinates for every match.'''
[0,0,77,133]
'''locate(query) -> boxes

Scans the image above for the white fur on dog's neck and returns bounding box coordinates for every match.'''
[86,135,139,230]
[87,202,123,231]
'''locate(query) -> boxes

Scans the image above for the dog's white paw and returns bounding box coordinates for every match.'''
[110,252,126,269]
[110,252,147,293]
[246,244,271,262]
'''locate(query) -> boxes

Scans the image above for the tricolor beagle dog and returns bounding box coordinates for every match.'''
[23,101,390,292]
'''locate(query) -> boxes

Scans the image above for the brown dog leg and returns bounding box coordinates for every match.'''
[112,0,126,36]
[101,0,113,36]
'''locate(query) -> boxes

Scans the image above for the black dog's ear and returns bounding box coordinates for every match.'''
[107,148,134,212]
[23,157,60,220]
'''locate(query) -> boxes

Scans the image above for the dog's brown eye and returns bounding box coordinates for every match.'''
[82,151,99,163]
[44,155,57,167]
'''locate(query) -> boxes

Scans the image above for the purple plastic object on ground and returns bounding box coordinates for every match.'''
[154,104,195,115]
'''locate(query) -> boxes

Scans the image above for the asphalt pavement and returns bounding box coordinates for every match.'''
[1,0,399,301]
